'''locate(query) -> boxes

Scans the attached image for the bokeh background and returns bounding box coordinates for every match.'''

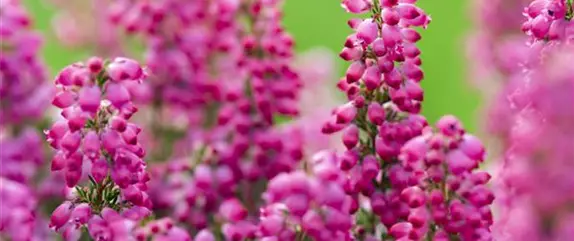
[23,0,481,132]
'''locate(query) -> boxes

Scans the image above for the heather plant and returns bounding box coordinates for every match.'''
[1,0,573,240]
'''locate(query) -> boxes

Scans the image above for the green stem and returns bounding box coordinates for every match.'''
[567,0,573,21]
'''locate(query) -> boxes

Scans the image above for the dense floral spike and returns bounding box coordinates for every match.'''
[322,0,493,240]
[492,27,574,241]
[115,0,308,237]
[45,56,156,239]
[0,177,51,241]
[0,0,52,125]
[257,151,353,241]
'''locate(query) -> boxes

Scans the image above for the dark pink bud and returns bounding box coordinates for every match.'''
[548,19,567,40]
[342,0,371,14]
[345,34,359,48]
[101,130,123,155]
[407,209,426,228]
[367,102,385,125]
[61,131,82,153]
[404,80,423,101]
[389,222,413,238]
[347,18,363,29]
[219,198,248,222]
[381,0,399,7]
[341,143,360,168]
[436,115,463,137]
[400,186,425,208]
[403,62,423,82]
[376,137,399,160]
[50,201,73,230]
[91,158,108,183]
[530,15,551,39]
[110,116,127,132]
[526,0,546,17]
[339,47,363,61]
[377,56,395,73]
[78,86,101,114]
[71,68,90,86]
[396,4,421,19]
[382,9,400,25]
[336,103,357,124]
[83,131,100,160]
[121,126,138,145]
[446,150,476,175]
[459,134,485,161]
[70,203,91,224]
[356,19,378,44]
[403,43,421,58]
[362,155,380,179]
[66,109,87,132]
[321,117,347,134]
[52,151,67,171]
[346,61,366,83]
[384,68,403,88]
[372,38,387,57]
[429,190,444,205]
[107,57,143,81]
[401,136,428,163]
[65,167,82,187]
[52,90,76,108]
[106,83,130,108]
[382,25,401,48]
[401,28,421,43]
[363,65,382,90]
[87,57,103,74]
[123,186,143,206]
[342,125,359,149]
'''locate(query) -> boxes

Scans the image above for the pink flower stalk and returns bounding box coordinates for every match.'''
[0,128,44,183]
[120,0,306,237]
[0,177,45,241]
[258,151,353,241]
[45,56,155,239]
[320,0,493,239]
[469,0,574,239]
[0,0,52,126]
[493,44,574,240]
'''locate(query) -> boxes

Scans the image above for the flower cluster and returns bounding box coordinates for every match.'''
[0,128,44,183]
[469,0,574,240]
[257,151,353,241]
[0,0,515,240]
[45,56,156,238]
[0,0,52,125]
[490,0,574,237]
[0,177,52,241]
[0,1,58,240]
[109,0,299,128]
[322,0,493,240]
[111,0,305,238]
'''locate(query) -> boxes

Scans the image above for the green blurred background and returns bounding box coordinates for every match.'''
[23,0,480,132]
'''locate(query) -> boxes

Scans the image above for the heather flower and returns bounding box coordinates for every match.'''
[45,57,155,240]
[258,151,353,241]
[493,44,574,241]
[320,1,493,239]
[0,0,52,125]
